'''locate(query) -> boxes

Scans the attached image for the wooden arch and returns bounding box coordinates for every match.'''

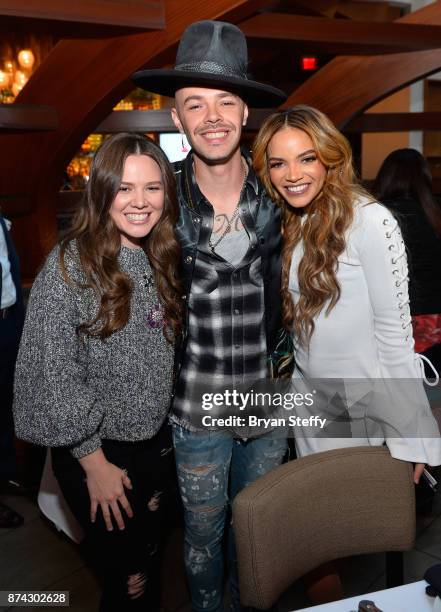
[286,1,441,128]
[0,0,257,278]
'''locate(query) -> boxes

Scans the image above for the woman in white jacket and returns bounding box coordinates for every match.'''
[253,104,441,604]
[253,105,441,477]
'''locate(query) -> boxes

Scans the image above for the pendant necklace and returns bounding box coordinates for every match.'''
[208,159,248,253]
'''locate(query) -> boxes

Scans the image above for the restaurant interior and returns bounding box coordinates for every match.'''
[1,0,441,610]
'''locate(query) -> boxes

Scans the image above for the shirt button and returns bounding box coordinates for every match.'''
[185,255,193,264]
[195,217,201,223]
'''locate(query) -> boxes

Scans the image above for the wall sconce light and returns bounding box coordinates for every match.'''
[17,49,35,70]
[15,70,28,87]
[1,48,36,103]
[0,70,10,88]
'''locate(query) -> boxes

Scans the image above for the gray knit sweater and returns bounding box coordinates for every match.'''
[13,242,174,458]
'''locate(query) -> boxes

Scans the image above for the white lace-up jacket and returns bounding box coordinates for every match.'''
[289,198,441,465]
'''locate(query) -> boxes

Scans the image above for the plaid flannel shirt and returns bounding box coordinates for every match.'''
[172,159,267,426]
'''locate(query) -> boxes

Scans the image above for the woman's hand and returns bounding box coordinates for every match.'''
[79,449,134,531]
[413,462,425,484]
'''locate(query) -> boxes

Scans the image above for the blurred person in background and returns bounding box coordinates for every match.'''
[373,148,441,376]
[0,210,24,528]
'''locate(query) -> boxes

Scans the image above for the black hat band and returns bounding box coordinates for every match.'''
[175,60,248,79]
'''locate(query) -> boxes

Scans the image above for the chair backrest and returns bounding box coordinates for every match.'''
[233,446,415,609]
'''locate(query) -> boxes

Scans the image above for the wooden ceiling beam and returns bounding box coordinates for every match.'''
[97,110,175,133]
[221,0,279,23]
[241,13,441,55]
[0,104,58,131]
[0,0,165,29]
[291,0,401,21]
[290,0,341,16]
[345,112,441,133]
[334,1,400,22]
[97,108,274,133]
[263,0,328,17]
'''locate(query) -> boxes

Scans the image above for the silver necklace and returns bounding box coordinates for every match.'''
[208,160,248,253]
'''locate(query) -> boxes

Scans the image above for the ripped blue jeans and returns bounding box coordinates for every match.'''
[172,424,287,612]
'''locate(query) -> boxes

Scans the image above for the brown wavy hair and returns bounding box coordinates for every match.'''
[253,105,372,345]
[59,132,183,342]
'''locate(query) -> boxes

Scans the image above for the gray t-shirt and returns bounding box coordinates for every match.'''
[213,227,250,267]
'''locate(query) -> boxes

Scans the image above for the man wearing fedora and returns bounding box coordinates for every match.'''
[133,20,291,612]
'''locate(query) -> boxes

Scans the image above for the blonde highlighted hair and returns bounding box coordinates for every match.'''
[253,105,372,344]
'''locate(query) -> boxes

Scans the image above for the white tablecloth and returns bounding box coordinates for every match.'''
[296,580,440,611]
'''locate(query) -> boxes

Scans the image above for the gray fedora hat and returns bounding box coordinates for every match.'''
[132,20,286,108]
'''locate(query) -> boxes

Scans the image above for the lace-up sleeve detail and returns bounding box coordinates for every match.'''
[377,212,439,385]
[357,205,426,376]
[356,203,441,465]
[383,216,412,336]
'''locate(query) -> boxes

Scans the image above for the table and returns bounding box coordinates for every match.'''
[296,580,440,611]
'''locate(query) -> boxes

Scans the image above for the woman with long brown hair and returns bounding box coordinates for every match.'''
[253,106,441,469]
[253,105,441,603]
[14,132,182,611]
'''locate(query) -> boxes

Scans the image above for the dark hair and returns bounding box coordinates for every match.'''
[373,148,441,237]
[59,132,183,341]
